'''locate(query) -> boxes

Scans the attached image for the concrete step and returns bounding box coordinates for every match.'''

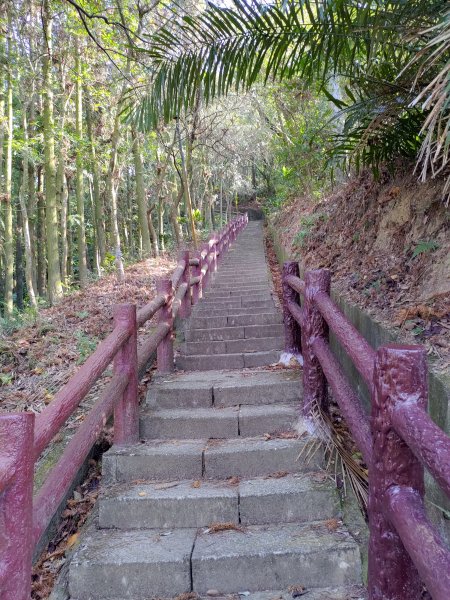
[103,436,319,484]
[205,285,270,295]
[185,323,284,342]
[184,336,284,356]
[199,299,275,310]
[176,349,281,370]
[204,292,272,301]
[140,403,297,439]
[192,522,361,593]
[203,436,321,479]
[146,368,301,409]
[68,526,196,599]
[192,306,279,317]
[190,312,282,329]
[98,474,338,530]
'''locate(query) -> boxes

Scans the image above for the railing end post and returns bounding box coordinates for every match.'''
[0,412,35,600]
[368,343,425,600]
[301,268,331,417]
[282,261,302,357]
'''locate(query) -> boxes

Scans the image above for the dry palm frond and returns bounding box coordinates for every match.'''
[297,401,369,519]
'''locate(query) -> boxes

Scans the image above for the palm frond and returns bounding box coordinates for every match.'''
[128,0,440,130]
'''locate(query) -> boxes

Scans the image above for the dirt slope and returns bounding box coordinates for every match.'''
[270,167,450,371]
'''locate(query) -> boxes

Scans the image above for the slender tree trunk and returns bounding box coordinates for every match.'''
[27,101,38,294]
[131,128,152,257]
[59,171,69,285]
[36,169,46,296]
[88,176,101,276]
[146,208,159,257]
[0,36,5,265]
[20,110,37,308]
[42,0,63,303]
[176,118,198,248]
[74,41,88,286]
[3,7,14,317]
[158,199,165,252]
[86,101,105,265]
[105,111,124,279]
[15,209,24,310]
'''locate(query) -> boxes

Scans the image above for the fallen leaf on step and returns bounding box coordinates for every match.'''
[207,522,245,534]
[192,480,201,488]
[264,471,289,479]
[154,482,179,490]
[227,476,240,486]
[66,533,79,549]
[138,491,147,497]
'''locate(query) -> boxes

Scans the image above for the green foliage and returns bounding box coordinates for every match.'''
[74,330,98,365]
[132,0,450,196]
[411,239,440,258]
[293,213,326,248]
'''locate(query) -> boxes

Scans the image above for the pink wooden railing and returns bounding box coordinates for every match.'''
[0,213,248,600]
[283,262,450,600]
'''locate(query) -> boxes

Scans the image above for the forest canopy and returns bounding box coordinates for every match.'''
[0,0,449,321]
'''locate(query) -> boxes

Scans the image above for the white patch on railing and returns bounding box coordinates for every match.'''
[279,351,303,367]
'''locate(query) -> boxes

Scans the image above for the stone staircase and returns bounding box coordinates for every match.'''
[67,222,364,600]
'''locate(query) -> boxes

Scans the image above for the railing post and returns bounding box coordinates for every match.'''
[156,278,174,373]
[301,269,330,416]
[0,412,34,600]
[282,261,302,356]
[212,234,218,273]
[113,304,139,444]
[202,243,210,290]
[368,344,426,599]
[192,250,202,305]
[179,249,191,318]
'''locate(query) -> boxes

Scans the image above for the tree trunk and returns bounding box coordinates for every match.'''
[86,100,105,266]
[36,168,46,297]
[3,6,14,317]
[42,0,63,304]
[176,118,197,248]
[105,111,124,279]
[131,128,152,257]
[20,109,37,308]
[74,41,88,286]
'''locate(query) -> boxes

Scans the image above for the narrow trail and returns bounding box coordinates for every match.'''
[66,221,365,600]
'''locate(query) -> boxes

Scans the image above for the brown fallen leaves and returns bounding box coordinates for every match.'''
[31,459,101,599]
[206,522,246,534]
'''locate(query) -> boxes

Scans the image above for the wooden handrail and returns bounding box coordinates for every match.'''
[33,323,131,458]
[0,212,249,600]
[282,263,450,600]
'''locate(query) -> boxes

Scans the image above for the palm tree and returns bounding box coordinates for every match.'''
[130,0,450,195]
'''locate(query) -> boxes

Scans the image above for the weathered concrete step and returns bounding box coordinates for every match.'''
[140,403,296,439]
[185,323,284,342]
[146,368,301,409]
[98,474,338,529]
[192,522,362,593]
[192,306,279,318]
[203,436,321,479]
[68,526,196,599]
[190,312,282,329]
[103,436,318,484]
[198,299,274,310]
[204,291,272,301]
[184,336,284,356]
[205,284,269,295]
[176,349,281,370]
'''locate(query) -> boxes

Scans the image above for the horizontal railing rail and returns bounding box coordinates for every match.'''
[0,213,248,600]
[282,262,450,600]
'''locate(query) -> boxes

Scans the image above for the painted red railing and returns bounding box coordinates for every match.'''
[0,213,248,600]
[283,263,450,600]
